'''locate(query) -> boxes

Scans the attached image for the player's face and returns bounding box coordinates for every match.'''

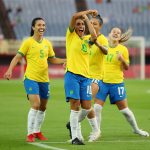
[75,19,85,37]
[109,28,121,42]
[32,20,46,36]
[90,18,101,34]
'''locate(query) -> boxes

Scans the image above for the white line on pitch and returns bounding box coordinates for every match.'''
[29,142,68,150]
[41,141,67,144]
[41,139,150,144]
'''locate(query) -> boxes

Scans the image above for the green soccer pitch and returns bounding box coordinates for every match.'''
[0,79,150,150]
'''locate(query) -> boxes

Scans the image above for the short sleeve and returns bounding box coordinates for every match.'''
[99,35,108,48]
[18,39,30,56]
[66,27,75,41]
[123,47,129,64]
[48,41,55,58]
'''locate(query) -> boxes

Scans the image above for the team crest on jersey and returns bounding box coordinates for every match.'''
[116,51,119,54]
[81,44,87,52]
[81,40,89,53]
[44,45,48,49]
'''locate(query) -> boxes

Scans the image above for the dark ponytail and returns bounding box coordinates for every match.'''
[30,17,44,36]
[95,14,103,26]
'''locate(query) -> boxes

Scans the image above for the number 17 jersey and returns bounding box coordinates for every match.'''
[103,44,129,83]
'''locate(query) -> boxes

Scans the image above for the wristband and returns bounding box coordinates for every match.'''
[89,40,94,45]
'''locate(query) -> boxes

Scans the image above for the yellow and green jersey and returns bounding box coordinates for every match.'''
[18,37,55,82]
[66,28,91,78]
[89,34,108,80]
[103,44,129,83]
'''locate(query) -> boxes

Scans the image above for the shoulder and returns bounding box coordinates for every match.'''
[43,38,51,43]
[22,37,34,45]
[84,34,90,39]
[97,34,108,45]
[20,37,32,47]
[25,37,33,42]
[67,27,77,36]
[119,44,128,50]
[118,44,128,53]
[99,34,107,38]
[43,38,53,46]
[98,34,107,40]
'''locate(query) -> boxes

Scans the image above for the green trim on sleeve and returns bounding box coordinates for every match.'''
[48,56,55,59]
[69,27,74,33]
[17,51,25,56]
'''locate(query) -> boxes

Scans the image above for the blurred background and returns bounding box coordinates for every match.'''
[0,0,150,79]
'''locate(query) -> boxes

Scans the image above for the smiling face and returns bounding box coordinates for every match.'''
[32,19,46,37]
[75,19,85,37]
[90,18,102,34]
[109,28,122,42]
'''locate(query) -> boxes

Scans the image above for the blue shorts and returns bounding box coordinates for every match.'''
[96,81,126,104]
[64,71,92,102]
[91,79,103,87]
[24,78,50,99]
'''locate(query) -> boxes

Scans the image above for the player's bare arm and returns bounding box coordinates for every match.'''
[69,9,98,31]
[94,40,108,55]
[82,14,97,41]
[4,53,23,80]
[48,57,66,65]
[117,53,129,70]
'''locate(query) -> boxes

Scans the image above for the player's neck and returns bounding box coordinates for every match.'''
[33,35,43,43]
[109,40,119,48]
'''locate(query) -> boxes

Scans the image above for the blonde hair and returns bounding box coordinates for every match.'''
[119,28,133,44]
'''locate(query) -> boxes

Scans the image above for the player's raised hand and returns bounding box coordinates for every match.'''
[81,14,88,21]
[91,9,98,17]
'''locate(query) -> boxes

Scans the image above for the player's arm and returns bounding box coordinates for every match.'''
[117,53,129,70]
[4,53,23,80]
[94,40,108,55]
[48,57,66,64]
[69,9,98,31]
[83,14,97,42]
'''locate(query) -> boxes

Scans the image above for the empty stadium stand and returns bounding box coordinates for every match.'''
[3,0,150,40]
[86,0,150,39]
[3,0,76,39]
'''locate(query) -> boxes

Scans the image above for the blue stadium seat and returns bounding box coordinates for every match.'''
[3,0,150,39]
[86,0,150,39]
[3,0,76,39]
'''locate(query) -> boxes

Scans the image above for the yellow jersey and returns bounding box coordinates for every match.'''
[89,34,108,80]
[18,37,55,82]
[66,28,91,78]
[103,44,129,83]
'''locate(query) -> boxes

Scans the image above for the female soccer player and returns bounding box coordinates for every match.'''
[94,27,149,137]
[86,14,109,142]
[4,17,66,142]
[66,14,109,143]
[64,10,98,145]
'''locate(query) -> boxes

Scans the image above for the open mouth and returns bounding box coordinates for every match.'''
[113,34,117,38]
[38,29,45,33]
[79,29,84,34]
[112,35,118,39]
